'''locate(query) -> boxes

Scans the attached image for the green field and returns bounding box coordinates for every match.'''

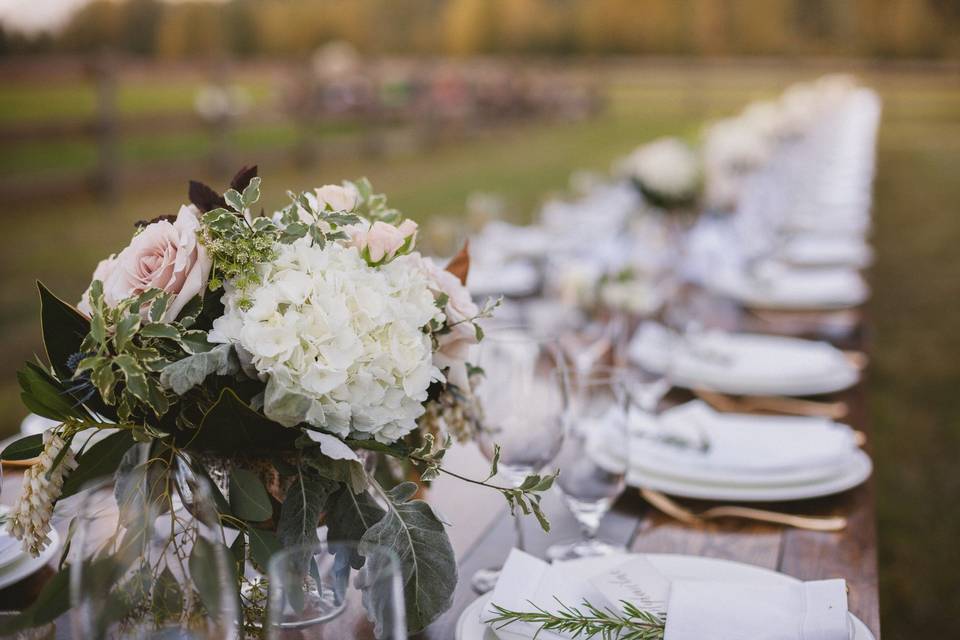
[1,62,959,638]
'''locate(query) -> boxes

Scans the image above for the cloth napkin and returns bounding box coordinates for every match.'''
[664,579,850,640]
[628,323,856,394]
[711,262,869,309]
[484,550,851,640]
[627,401,859,486]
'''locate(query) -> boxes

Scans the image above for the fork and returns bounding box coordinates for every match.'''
[640,488,848,532]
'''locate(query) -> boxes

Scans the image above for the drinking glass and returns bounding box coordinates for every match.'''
[266,542,405,639]
[470,329,566,593]
[70,452,240,640]
[547,367,632,561]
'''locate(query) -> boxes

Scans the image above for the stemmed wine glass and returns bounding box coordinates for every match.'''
[546,367,632,560]
[470,328,566,594]
[70,452,240,640]
[266,541,405,639]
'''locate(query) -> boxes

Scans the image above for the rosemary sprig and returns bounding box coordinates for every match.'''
[486,597,666,640]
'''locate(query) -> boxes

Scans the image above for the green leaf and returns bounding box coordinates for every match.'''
[189,538,232,619]
[159,344,238,395]
[38,282,91,380]
[223,188,245,213]
[17,361,87,421]
[153,566,183,618]
[61,430,135,498]
[229,469,273,522]
[140,323,180,340]
[242,177,261,207]
[1,567,70,631]
[360,482,457,632]
[114,313,141,351]
[0,433,42,460]
[179,330,213,354]
[325,486,385,568]
[180,389,298,453]
[247,528,281,571]
[277,468,338,549]
[301,448,368,494]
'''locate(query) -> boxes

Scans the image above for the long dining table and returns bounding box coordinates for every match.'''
[0,296,880,639]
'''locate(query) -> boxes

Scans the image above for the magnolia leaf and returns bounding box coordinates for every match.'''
[159,343,239,395]
[230,165,258,193]
[61,430,135,498]
[0,433,42,461]
[181,388,298,453]
[38,282,90,380]
[444,241,470,286]
[188,180,227,213]
[360,482,457,632]
[17,361,88,422]
[229,469,273,522]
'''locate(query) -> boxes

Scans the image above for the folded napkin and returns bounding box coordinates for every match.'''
[484,550,851,640]
[468,260,540,298]
[627,401,859,486]
[628,323,857,395]
[664,578,850,640]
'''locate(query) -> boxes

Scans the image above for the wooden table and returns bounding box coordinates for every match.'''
[0,300,881,639]
[417,302,880,638]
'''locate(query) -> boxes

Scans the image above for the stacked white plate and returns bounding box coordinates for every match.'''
[456,554,875,640]
[0,509,60,590]
[703,263,869,310]
[625,401,872,502]
[628,324,860,396]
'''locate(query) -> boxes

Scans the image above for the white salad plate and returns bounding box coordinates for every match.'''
[0,528,60,591]
[456,554,875,640]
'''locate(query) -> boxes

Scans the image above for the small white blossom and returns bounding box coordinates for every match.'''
[6,430,77,556]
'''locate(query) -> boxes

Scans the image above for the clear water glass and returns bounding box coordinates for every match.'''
[470,329,566,593]
[547,367,631,561]
[266,542,405,639]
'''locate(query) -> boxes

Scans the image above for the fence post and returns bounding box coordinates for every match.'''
[91,52,119,202]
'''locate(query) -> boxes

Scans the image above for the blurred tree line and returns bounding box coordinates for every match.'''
[2,0,959,59]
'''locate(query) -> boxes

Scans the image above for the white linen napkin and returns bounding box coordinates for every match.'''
[664,578,850,640]
[628,401,859,486]
[707,263,869,309]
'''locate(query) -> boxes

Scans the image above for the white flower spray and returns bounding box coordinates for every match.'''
[6,430,77,556]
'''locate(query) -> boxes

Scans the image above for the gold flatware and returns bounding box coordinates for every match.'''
[694,388,849,420]
[843,350,869,370]
[640,488,848,532]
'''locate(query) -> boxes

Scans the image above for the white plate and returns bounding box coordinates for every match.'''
[0,528,60,591]
[628,449,872,502]
[456,554,875,640]
[629,330,860,397]
[706,267,869,311]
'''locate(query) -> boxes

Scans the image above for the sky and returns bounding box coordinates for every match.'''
[0,0,92,33]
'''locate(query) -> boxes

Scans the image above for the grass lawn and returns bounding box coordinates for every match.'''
[1,61,958,638]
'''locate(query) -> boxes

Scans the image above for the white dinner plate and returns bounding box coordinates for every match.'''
[0,528,60,591]
[456,554,875,640]
[706,266,869,311]
[628,448,872,502]
[629,329,860,397]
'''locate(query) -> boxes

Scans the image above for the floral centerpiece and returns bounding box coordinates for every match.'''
[617,137,701,213]
[1,167,555,636]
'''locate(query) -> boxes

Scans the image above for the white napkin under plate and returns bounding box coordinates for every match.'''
[665,578,850,640]
[628,323,859,396]
[626,401,860,487]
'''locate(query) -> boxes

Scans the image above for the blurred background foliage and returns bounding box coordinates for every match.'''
[2,0,960,59]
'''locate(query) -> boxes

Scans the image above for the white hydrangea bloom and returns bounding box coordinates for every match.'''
[7,430,77,556]
[209,239,444,443]
[618,137,700,203]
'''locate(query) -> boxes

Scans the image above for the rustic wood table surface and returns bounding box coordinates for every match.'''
[0,299,880,639]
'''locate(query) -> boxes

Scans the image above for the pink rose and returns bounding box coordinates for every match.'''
[349,219,418,264]
[77,205,212,322]
[408,254,480,389]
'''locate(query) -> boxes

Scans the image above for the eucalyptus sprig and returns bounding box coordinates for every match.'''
[487,598,666,640]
